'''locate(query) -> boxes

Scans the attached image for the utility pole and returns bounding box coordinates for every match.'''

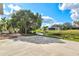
[0,3,3,14]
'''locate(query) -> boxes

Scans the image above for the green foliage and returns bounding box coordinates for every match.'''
[0,9,42,34]
[0,17,7,31]
[11,10,42,34]
[42,26,48,33]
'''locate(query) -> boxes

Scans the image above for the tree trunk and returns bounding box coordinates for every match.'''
[25,27,27,35]
[24,21,28,35]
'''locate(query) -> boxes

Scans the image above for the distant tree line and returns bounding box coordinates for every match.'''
[46,21,79,30]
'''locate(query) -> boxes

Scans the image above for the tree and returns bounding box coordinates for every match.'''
[62,22,72,30]
[0,17,7,31]
[51,24,63,30]
[51,23,73,30]
[73,21,79,27]
[43,26,48,33]
[11,10,42,34]
[0,17,13,33]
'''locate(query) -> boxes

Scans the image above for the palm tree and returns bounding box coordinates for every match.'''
[0,17,7,31]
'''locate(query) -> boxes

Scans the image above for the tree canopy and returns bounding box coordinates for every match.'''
[10,10,42,34]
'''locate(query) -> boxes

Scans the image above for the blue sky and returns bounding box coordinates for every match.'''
[2,3,73,27]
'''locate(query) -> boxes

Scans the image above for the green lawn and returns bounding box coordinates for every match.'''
[35,29,79,42]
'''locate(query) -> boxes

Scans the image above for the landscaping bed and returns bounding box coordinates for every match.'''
[0,33,21,40]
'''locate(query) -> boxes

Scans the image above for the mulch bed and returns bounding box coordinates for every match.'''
[0,33,21,40]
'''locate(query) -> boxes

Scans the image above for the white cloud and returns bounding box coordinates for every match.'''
[59,3,79,21]
[4,10,10,15]
[8,4,21,14]
[8,4,21,11]
[70,9,79,21]
[42,16,54,20]
[59,3,68,10]
[59,3,79,10]
[3,4,21,15]
[42,16,54,23]
[3,4,10,15]
[3,4,5,9]
[41,16,54,27]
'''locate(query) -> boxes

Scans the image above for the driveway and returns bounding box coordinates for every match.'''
[0,36,79,56]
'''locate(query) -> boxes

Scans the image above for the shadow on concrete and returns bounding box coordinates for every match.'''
[12,35,65,44]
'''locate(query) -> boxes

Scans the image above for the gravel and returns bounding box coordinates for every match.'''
[13,35,64,44]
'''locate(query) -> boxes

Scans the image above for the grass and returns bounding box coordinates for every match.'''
[35,29,79,42]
